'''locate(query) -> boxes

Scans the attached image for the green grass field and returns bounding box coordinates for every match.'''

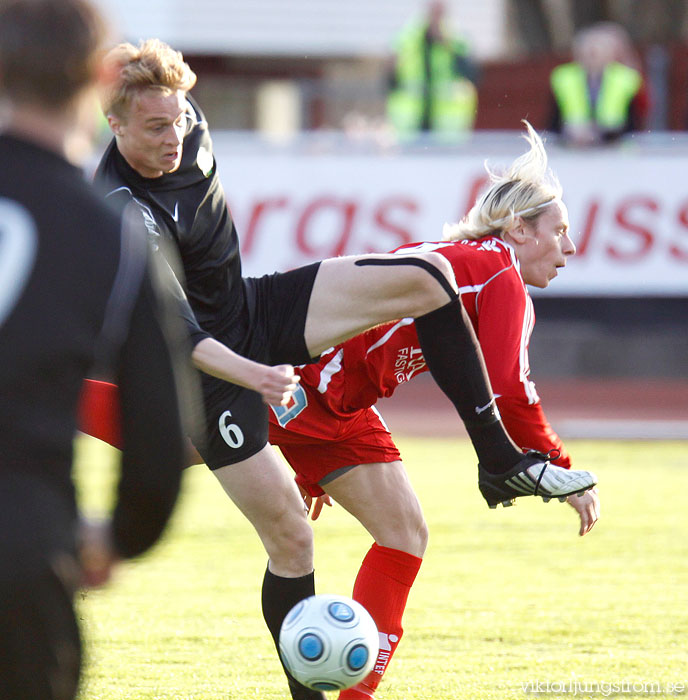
[74,436,688,700]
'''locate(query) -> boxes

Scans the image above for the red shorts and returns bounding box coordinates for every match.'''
[268,385,400,497]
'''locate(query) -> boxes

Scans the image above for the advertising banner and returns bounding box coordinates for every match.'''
[214,137,688,296]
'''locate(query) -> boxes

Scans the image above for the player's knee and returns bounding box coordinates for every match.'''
[404,252,458,315]
[411,510,429,557]
[422,251,457,295]
[419,516,429,552]
[400,498,428,555]
[378,505,428,557]
[263,511,314,574]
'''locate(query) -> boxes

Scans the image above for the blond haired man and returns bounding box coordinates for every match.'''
[91,41,596,699]
[267,123,599,700]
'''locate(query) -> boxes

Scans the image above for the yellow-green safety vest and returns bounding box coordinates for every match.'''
[550,61,642,131]
[387,21,477,137]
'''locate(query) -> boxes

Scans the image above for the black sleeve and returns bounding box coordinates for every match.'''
[110,264,191,559]
[114,196,212,349]
[153,239,212,348]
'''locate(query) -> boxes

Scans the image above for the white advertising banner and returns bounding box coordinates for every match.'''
[213,137,688,296]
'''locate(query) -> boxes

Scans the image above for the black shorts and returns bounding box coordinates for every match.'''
[195,262,320,469]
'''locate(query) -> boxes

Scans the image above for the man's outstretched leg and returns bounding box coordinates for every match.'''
[262,568,326,700]
[303,253,596,506]
[213,447,326,700]
[304,254,522,473]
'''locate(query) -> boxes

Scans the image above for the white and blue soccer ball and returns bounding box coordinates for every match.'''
[279,594,379,692]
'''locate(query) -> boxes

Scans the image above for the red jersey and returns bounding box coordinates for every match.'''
[268,236,570,477]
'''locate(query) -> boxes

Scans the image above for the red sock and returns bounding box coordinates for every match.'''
[339,544,422,700]
[77,379,122,448]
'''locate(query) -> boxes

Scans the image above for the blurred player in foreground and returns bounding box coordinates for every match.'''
[267,123,601,699]
[0,1,189,698]
[80,40,596,699]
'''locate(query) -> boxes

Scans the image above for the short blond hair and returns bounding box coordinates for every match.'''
[444,121,562,242]
[102,38,197,118]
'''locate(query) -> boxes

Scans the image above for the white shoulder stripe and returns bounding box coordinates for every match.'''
[0,199,37,327]
[458,283,485,295]
[105,185,133,198]
[466,260,516,316]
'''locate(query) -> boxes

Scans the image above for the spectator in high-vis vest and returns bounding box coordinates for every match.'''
[386,0,478,139]
[549,22,648,146]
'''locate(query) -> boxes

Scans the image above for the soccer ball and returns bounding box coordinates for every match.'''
[279,594,379,692]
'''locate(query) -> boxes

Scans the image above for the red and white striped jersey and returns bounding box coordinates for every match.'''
[272,236,570,467]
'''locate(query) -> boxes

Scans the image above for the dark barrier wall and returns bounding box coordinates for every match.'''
[530,297,688,378]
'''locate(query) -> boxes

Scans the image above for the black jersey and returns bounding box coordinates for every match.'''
[0,133,187,561]
[92,97,320,469]
[94,97,248,350]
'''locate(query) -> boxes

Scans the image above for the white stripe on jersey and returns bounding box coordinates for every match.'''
[457,283,485,296]
[365,318,415,356]
[500,242,538,403]
[106,186,161,246]
[107,185,133,197]
[459,262,513,311]
[392,241,454,255]
[371,405,391,431]
[462,238,538,405]
[465,239,517,316]
[0,198,37,328]
[317,348,343,394]
[519,295,539,404]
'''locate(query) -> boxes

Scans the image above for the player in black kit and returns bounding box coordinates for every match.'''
[0,3,190,698]
[92,39,590,700]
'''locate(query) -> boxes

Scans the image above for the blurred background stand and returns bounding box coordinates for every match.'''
[91,0,688,438]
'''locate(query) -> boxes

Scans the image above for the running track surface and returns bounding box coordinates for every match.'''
[377,376,688,440]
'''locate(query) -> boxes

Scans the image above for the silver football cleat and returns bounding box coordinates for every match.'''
[479,451,597,509]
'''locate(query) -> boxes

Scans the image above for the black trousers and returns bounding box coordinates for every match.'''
[0,565,81,700]
[0,470,82,699]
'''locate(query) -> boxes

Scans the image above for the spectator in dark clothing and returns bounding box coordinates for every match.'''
[0,1,191,697]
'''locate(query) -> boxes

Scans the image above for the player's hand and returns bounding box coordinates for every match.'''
[297,483,333,521]
[566,488,600,537]
[78,518,120,588]
[308,494,333,521]
[261,364,300,407]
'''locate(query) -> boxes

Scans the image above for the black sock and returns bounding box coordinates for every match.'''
[261,567,325,700]
[414,298,522,474]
